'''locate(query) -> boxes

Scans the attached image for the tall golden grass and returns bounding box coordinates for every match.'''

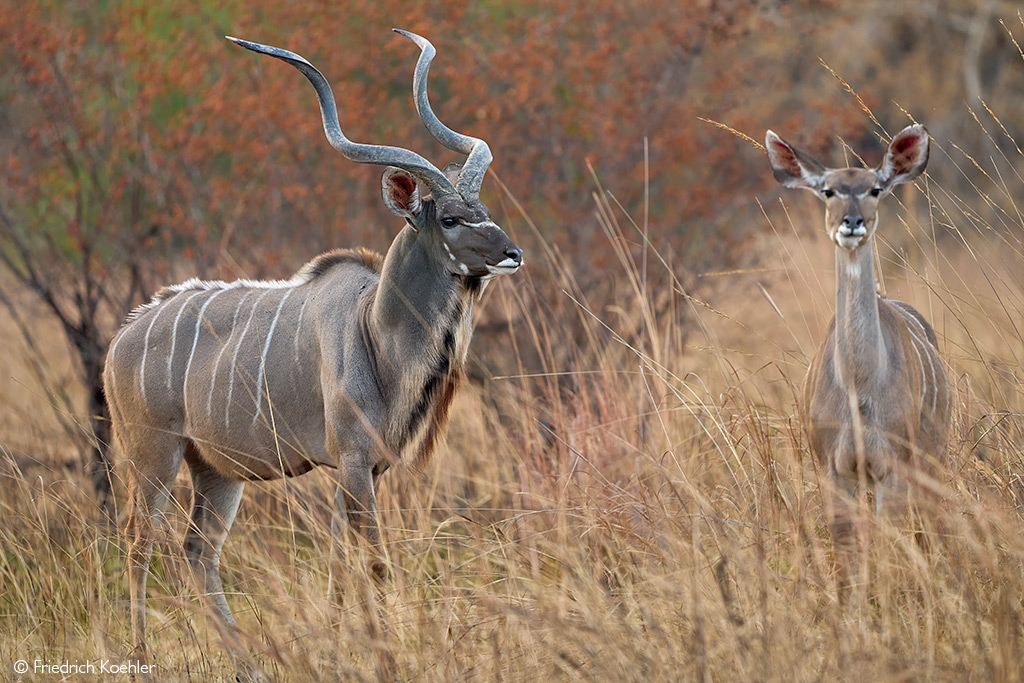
[3,96,1024,682]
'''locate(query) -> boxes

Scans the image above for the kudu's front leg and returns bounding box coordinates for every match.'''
[819,469,860,602]
[331,456,387,594]
[828,472,860,550]
[328,443,396,681]
[325,411,389,598]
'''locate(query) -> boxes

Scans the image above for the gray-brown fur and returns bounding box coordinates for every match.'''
[107,238,488,479]
[766,124,950,538]
[107,31,521,677]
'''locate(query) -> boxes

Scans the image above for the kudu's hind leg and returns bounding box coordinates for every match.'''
[181,447,249,661]
[124,433,186,659]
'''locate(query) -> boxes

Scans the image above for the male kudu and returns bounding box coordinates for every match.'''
[765,124,950,541]
[105,30,521,670]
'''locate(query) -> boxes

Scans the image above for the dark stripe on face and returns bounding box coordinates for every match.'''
[845,196,861,219]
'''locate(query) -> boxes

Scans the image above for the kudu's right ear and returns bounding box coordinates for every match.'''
[766,130,828,191]
[382,167,423,219]
[441,162,464,187]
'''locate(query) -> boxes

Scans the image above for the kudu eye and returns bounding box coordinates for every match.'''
[441,216,459,228]
[822,188,835,198]
[870,187,881,197]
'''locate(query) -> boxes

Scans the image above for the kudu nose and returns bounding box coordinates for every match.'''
[841,215,865,235]
[504,246,523,265]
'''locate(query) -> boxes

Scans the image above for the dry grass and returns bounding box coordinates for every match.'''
[4,103,1024,683]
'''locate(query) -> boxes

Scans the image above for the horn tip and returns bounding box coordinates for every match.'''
[226,35,258,51]
[393,28,429,49]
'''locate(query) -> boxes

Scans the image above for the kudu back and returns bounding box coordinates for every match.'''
[765,125,950,538]
[105,30,521,670]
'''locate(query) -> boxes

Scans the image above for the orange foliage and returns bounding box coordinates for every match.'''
[3,0,1022,368]
[2,0,876,288]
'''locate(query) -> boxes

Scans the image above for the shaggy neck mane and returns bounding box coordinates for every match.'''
[404,276,482,467]
[122,248,384,326]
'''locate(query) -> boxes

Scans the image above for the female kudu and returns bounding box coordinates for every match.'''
[765,124,950,541]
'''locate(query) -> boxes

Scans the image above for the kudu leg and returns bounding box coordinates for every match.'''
[124,435,186,660]
[330,462,386,595]
[181,447,254,677]
[876,472,934,551]
[182,448,245,628]
[825,475,858,549]
[329,461,395,681]
[825,475,860,601]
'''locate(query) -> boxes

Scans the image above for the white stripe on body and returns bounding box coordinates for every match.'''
[907,334,927,402]
[919,338,937,412]
[167,291,205,391]
[294,292,310,366]
[226,290,273,428]
[106,328,126,395]
[910,313,941,413]
[252,289,295,426]
[208,290,253,417]
[183,290,227,424]
[139,301,169,402]
[892,303,938,412]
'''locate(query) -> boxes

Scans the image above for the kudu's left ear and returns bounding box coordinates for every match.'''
[382,167,423,219]
[879,124,929,189]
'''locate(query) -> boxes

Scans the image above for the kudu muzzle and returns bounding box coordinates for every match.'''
[834,198,868,248]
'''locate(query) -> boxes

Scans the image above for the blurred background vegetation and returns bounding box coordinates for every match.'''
[2,0,1022,480]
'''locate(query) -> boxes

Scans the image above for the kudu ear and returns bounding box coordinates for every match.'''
[382,167,423,219]
[441,162,463,187]
[766,130,828,192]
[878,124,929,190]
